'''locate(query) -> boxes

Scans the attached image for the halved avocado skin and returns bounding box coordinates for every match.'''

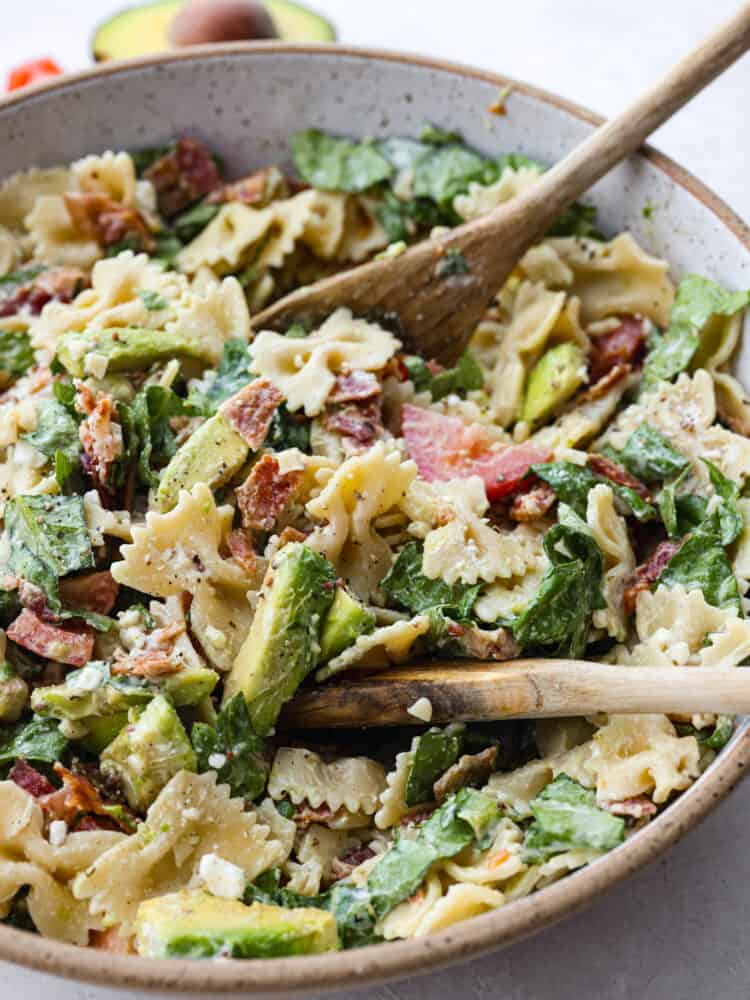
[92,0,337,62]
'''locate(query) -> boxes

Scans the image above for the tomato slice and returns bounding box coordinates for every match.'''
[401,404,551,501]
[7,58,63,92]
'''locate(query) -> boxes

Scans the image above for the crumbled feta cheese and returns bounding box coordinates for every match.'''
[198,853,246,900]
[49,820,68,847]
[13,440,47,469]
[182,807,201,822]
[67,664,105,693]
[59,719,89,740]
[407,697,433,722]
[83,352,109,380]
[208,752,227,770]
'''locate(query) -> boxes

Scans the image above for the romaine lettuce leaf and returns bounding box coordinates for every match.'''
[292,129,393,193]
[643,275,750,385]
[191,693,268,801]
[523,774,625,862]
[533,461,657,522]
[0,329,34,383]
[0,716,67,766]
[187,338,254,416]
[618,424,690,483]
[382,541,480,619]
[131,384,197,487]
[405,726,464,806]
[22,399,81,490]
[657,507,742,611]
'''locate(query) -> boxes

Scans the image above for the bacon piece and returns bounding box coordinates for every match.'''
[510,483,557,522]
[227,529,258,576]
[235,454,303,532]
[40,763,135,832]
[588,453,653,502]
[220,379,282,449]
[9,760,56,798]
[292,800,335,829]
[277,526,308,547]
[589,316,647,382]
[144,138,222,218]
[59,571,119,615]
[577,363,631,403]
[111,621,185,678]
[208,166,288,207]
[329,845,376,882]
[433,746,498,803]
[326,399,383,446]
[90,927,137,953]
[453,625,520,661]
[402,405,551,503]
[7,609,95,667]
[72,813,121,832]
[328,370,381,404]
[603,796,658,820]
[0,266,88,318]
[64,192,155,252]
[623,540,682,615]
[78,390,123,489]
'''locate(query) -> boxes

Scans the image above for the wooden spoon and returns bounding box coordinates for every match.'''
[279,660,750,729]
[253,4,750,363]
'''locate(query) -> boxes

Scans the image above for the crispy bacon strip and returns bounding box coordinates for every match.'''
[7,609,95,667]
[9,760,56,798]
[433,746,498,803]
[510,483,556,522]
[226,529,258,576]
[40,764,135,832]
[328,370,381,404]
[588,453,653,501]
[589,316,647,382]
[623,540,683,615]
[208,166,288,207]
[64,192,155,252]
[78,388,123,489]
[59,571,119,616]
[326,399,383,446]
[144,138,222,218]
[603,796,657,820]
[90,927,137,953]
[329,845,376,882]
[111,621,185,678]
[576,363,632,403]
[235,454,303,532]
[220,379,283,449]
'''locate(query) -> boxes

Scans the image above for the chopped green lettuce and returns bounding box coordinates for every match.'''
[265,403,311,453]
[130,385,197,487]
[618,424,690,483]
[429,352,483,399]
[0,329,34,383]
[22,399,81,490]
[657,506,742,611]
[171,200,221,243]
[512,505,605,658]
[703,460,743,545]
[533,461,656,522]
[523,774,625,862]
[4,495,94,614]
[191,693,268,801]
[405,726,465,806]
[0,716,67,766]
[643,275,750,385]
[382,541,479,619]
[292,129,393,193]
[188,338,253,416]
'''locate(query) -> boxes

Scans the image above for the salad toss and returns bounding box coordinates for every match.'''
[0,127,747,957]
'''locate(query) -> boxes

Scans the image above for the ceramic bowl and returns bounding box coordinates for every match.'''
[1,43,749,997]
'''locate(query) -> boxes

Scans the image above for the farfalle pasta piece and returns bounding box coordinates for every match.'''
[587,484,635,641]
[164,272,249,367]
[306,442,417,599]
[0,165,73,231]
[336,195,390,261]
[295,824,363,883]
[252,309,400,417]
[520,233,675,325]
[615,584,750,668]
[315,615,430,681]
[377,872,443,940]
[404,476,545,586]
[504,849,603,902]
[454,164,542,221]
[486,745,594,818]
[267,747,387,816]
[532,369,636,455]
[0,225,21,277]
[374,738,418,830]
[0,781,124,945]
[412,883,505,936]
[73,771,287,935]
[474,557,549,623]
[441,818,526,886]
[25,195,101,270]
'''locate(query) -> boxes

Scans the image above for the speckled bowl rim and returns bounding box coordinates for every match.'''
[1,42,750,996]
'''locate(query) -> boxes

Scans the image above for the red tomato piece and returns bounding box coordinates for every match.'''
[401,404,551,501]
[7,58,62,92]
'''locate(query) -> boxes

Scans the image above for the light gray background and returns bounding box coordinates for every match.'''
[2,1,750,997]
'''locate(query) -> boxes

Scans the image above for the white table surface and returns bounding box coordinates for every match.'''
[2,1,750,997]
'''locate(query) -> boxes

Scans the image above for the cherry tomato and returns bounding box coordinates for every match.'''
[7,58,63,93]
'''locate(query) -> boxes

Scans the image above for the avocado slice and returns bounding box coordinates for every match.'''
[223,542,336,735]
[31,661,218,721]
[80,712,129,754]
[135,889,339,958]
[156,411,248,512]
[521,342,587,425]
[318,586,376,663]
[92,0,336,62]
[0,664,28,724]
[56,327,212,379]
[101,695,197,810]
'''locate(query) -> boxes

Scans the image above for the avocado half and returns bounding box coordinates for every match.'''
[92,0,336,62]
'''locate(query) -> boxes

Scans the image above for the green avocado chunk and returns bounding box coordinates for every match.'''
[92,1,336,63]
[223,542,336,735]
[521,342,586,425]
[31,661,218,721]
[0,665,29,724]
[318,587,376,663]
[101,695,196,811]
[156,411,248,512]
[56,327,212,379]
[80,712,129,754]
[135,890,339,959]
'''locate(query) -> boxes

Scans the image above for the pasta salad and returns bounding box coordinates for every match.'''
[0,126,747,958]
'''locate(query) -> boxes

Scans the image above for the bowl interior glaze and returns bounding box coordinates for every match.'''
[0,43,749,997]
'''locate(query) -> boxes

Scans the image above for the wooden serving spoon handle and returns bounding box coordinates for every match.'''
[279,660,750,729]
[253,4,750,363]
